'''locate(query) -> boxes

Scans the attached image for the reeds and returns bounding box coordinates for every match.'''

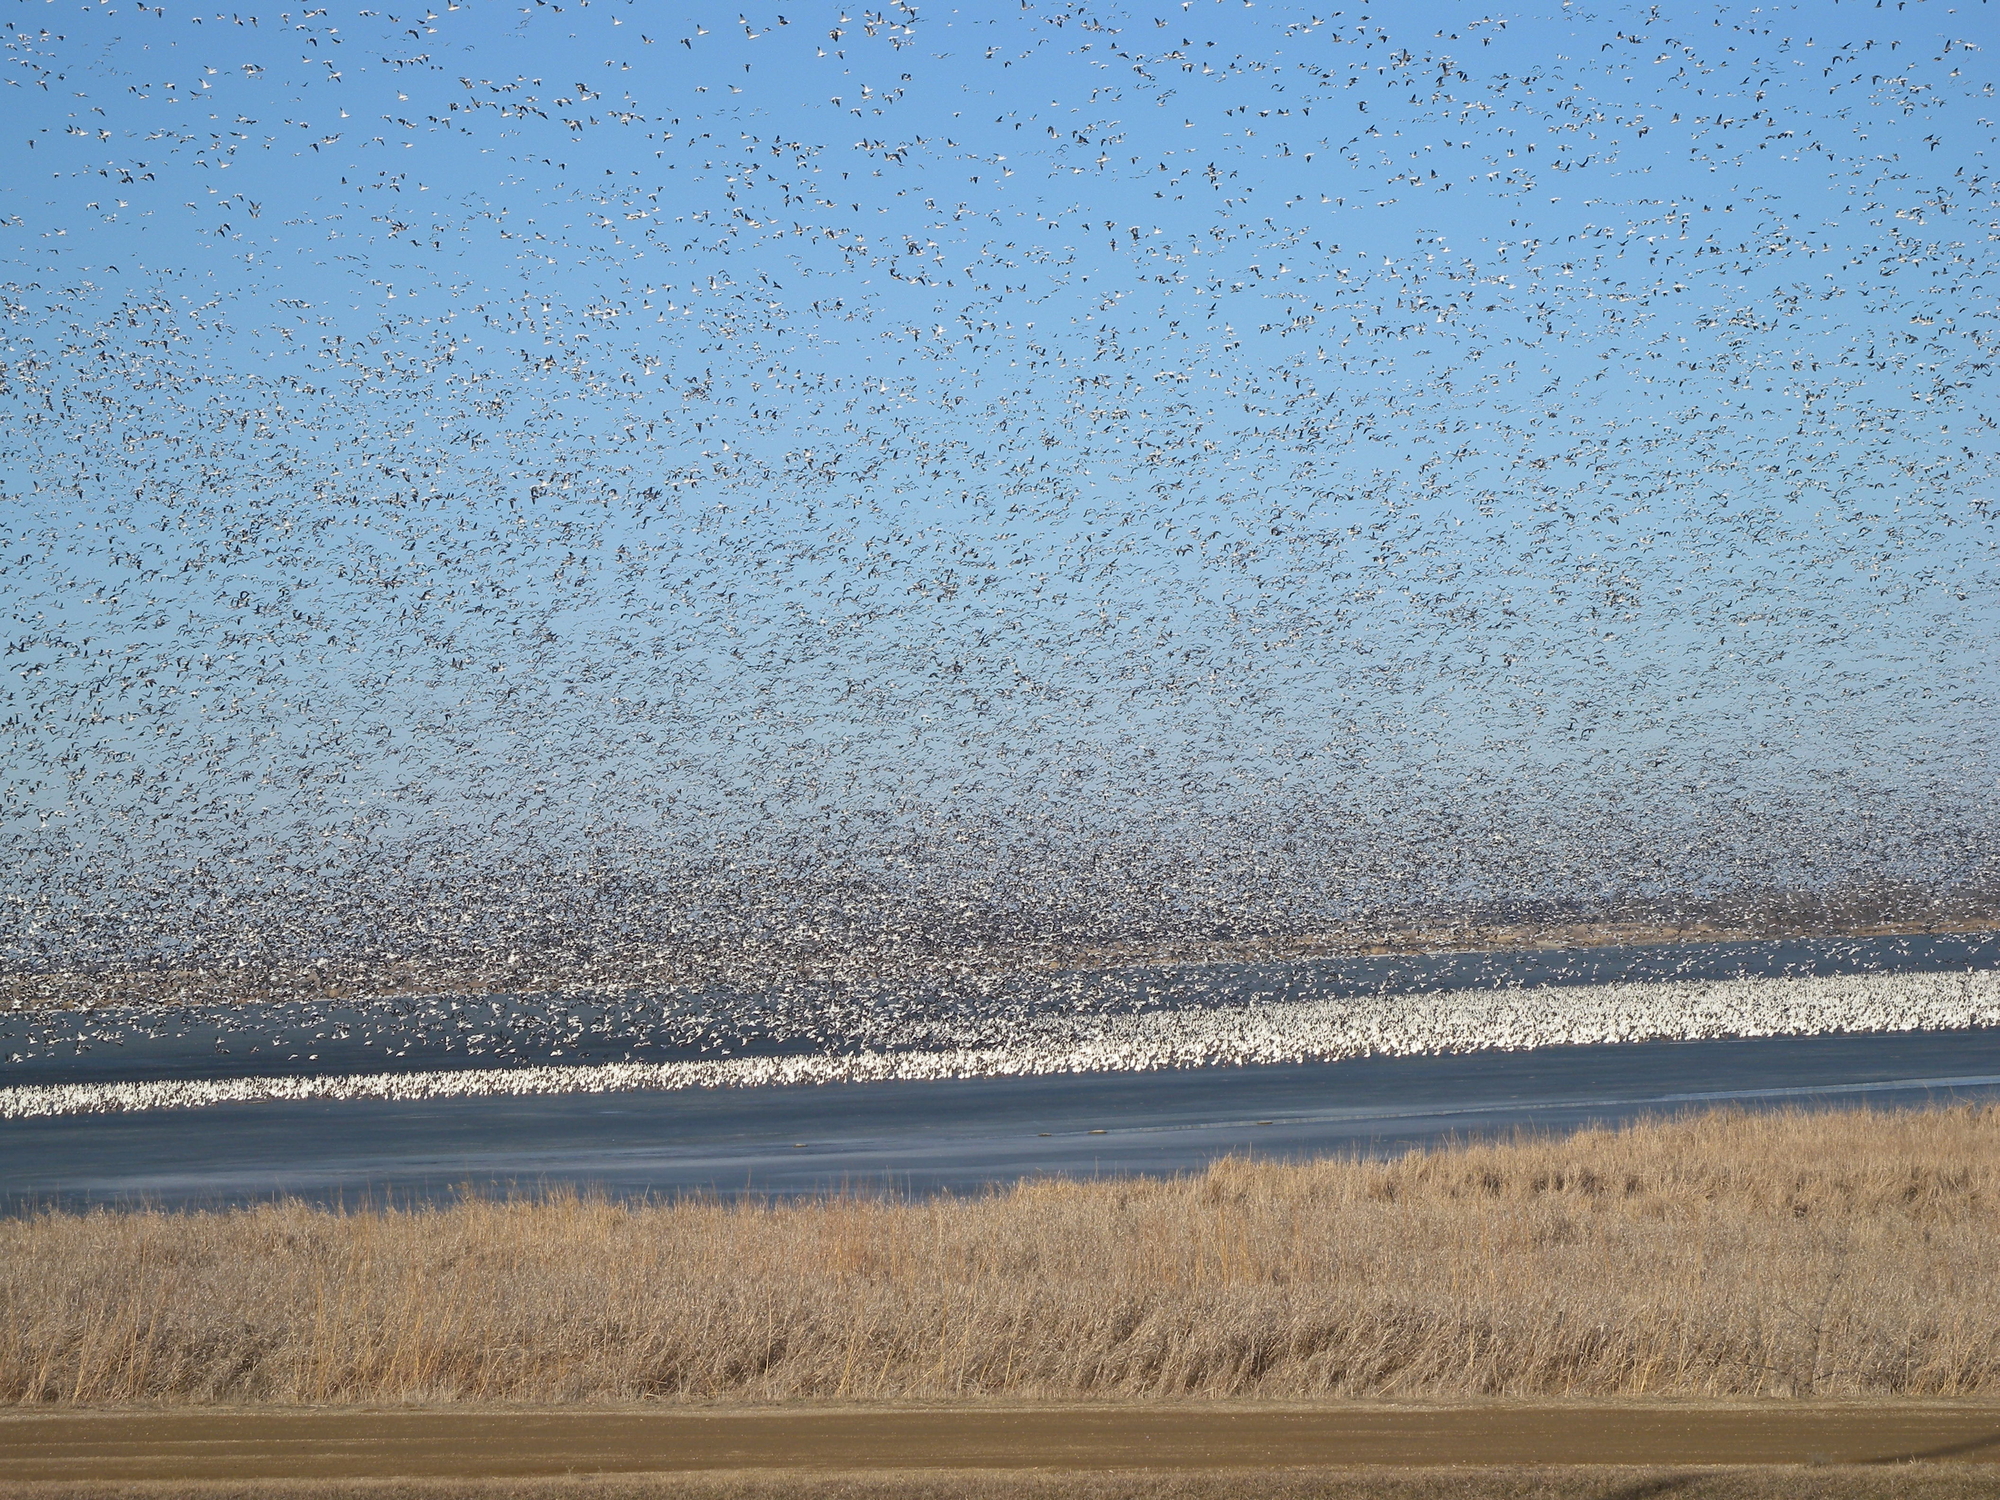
[5,1103,1999,1406]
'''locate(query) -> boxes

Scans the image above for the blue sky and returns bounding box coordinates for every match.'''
[4,0,1999,948]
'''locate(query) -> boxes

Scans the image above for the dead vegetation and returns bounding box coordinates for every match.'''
[5,1103,2000,1406]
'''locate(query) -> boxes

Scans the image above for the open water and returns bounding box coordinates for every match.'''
[5,933,1999,1211]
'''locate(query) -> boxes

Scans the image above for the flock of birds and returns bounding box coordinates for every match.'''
[3,2,1998,1086]
[8,964,2000,1119]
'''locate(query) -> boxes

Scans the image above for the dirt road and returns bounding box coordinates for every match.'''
[4,1404,1998,1483]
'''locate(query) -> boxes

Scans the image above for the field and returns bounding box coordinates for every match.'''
[5,1102,1999,1407]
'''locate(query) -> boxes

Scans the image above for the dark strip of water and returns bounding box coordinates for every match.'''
[7,1025,1998,1212]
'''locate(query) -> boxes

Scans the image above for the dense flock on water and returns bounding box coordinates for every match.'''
[8,968,2000,1120]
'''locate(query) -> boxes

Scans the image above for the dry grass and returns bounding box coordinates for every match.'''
[6,1471,2000,1500]
[5,1104,2000,1406]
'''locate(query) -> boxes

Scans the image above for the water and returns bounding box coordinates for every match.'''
[4,1028,1998,1212]
[5,933,1999,1211]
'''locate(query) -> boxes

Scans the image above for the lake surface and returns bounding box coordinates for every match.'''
[7,1024,1999,1212]
[8,932,1999,1211]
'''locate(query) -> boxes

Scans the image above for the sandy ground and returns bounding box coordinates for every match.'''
[3,1404,1999,1484]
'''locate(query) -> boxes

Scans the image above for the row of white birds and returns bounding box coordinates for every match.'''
[7,969,1997,1122]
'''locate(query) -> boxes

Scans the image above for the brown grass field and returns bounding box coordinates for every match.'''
[5,1102,2000,1408]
